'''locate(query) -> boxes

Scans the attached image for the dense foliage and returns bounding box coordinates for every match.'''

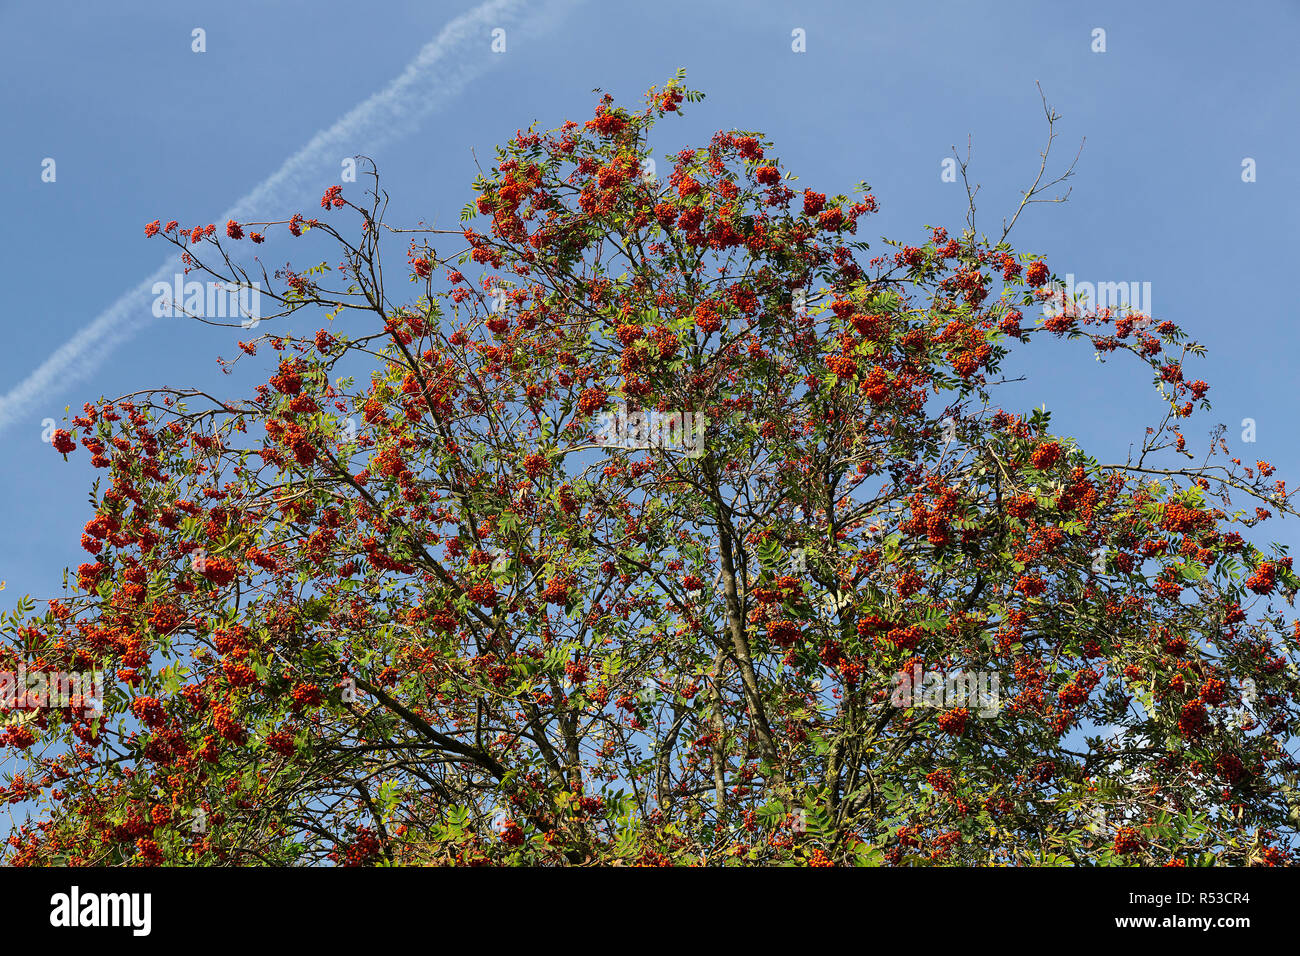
[5,77,1300,866]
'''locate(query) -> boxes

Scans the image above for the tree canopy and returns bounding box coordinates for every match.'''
[5,77,1299,866]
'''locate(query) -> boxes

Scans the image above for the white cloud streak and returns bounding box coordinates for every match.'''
[0,0,578,431]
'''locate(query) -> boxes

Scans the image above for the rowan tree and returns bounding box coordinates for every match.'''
[5,75,1300,866]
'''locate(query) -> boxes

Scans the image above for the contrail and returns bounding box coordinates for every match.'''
[0,0,578,432]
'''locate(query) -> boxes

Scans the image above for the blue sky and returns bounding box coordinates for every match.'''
[2,0,1299,604]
